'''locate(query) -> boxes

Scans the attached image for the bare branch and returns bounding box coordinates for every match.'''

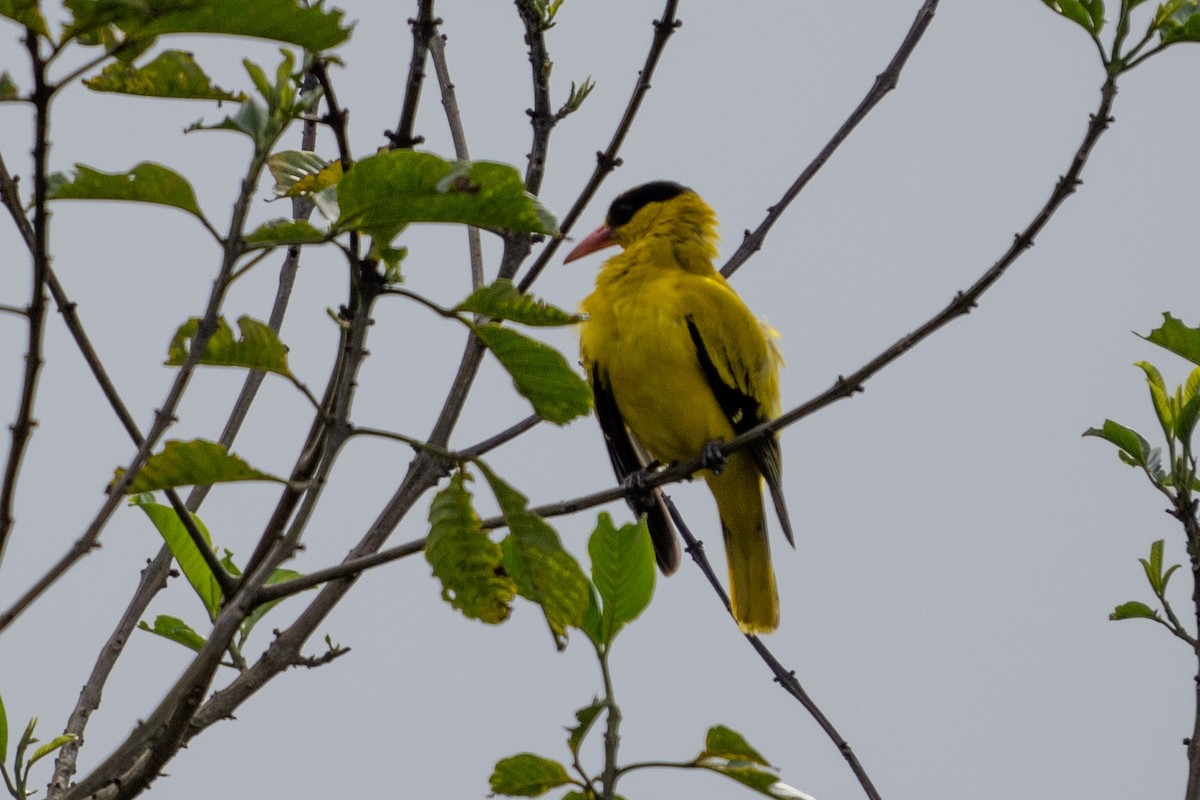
[389,0,436,149]
[516,0,681,292]
[722,0,940,278]
[429,31,485,288]
[664,500,883,800]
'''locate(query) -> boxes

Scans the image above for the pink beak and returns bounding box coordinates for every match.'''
[563,225,618,264]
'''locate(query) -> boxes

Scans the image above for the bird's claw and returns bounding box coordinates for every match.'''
[700,441,727,475]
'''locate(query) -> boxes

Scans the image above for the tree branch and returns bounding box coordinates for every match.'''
[664,499,882,800]
[389,0,436,149]
[721,0,940,278]
[516,0,681,292]
[429,30,485,288]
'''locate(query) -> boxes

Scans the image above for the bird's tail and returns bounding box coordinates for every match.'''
[706,454,779,634]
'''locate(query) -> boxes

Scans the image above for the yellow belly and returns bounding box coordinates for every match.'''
[581,273,735,465]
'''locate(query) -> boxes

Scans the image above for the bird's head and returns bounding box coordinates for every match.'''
[564,181,713,263]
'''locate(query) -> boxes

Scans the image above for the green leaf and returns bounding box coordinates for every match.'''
[138,614,208,651]
[1110,601,1159,621]
[480,464,590,648]
[46,162,207,222]
[699,763,786,798]
[1083,419,1152,468]
[335,151,560,244]
[1042,0,1105,32]
[0,0,49,37]
[588,513,656,646]
[1134,361,1174,443]
[473,324,591,425]
[186,96,270,142]
[1139,539,1166,593]
[0,692,8,761]
[114,439,284,494]
[425,471,517,624]
[267,150,341,197]
[266,150,341,221]
[489,753,571,797]
[566,699,604,757]
[1156,1,1200,44]
[65,0,351,51]
[84,50,245,100]
[455,279,580,327]
[245,218,327,248]
[29,734,77,767]
[132,497,221,618]
[701,725,772,767]
[1143,313,1200,366]
[0,71,18,101]
[167,316,292,377]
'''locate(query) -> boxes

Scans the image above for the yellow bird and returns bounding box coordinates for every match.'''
[566,181,792,634]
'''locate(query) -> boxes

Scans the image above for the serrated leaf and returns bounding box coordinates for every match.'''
[245,218,327,248]
[0,71,18,101]
[455,279,580,327]
[480,464,589,648]
[46,162,207,222]
[702,725,772,767]
[167,315,292,377]
[1110,601,1159,621]
[474,324,591,425]
[588,513,656,645]
[29,734,77,767]
[1042,0,1105,32]
[489,753,571,797]
[566,699,604,756]
[65,0,351,51]
[114,439,283,494]
[0,0,49,37]
[1157,1,1200,44]
[84,50,245,100]
[425,471,516,624]
[138,614,207,651]
[1083,420,1151,468]
[132,497,221,618]
[335,151,560,244]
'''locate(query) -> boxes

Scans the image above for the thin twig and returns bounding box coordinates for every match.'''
[516,0,681,292]
[389,0,436,150]
[665,499,883,800]
[513,0,555,197]
[429,31,485,288]
[0,31,52,569]
[46,548,175,800]
[722,0,939,278]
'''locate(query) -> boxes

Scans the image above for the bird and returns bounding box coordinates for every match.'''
[566,180,792,634]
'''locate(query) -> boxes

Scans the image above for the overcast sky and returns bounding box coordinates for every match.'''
[2,2,1199,799]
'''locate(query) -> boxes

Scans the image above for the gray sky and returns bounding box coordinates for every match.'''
[2,2,1198,798]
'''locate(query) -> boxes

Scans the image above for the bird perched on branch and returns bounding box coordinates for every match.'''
[566,181,792,634]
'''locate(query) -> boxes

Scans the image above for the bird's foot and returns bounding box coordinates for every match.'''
[700,440,727,475]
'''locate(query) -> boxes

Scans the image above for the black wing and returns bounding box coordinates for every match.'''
[590,364,682,574]
[686,319,794,546]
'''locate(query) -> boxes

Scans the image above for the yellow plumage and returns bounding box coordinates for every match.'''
[567,182,791,634]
